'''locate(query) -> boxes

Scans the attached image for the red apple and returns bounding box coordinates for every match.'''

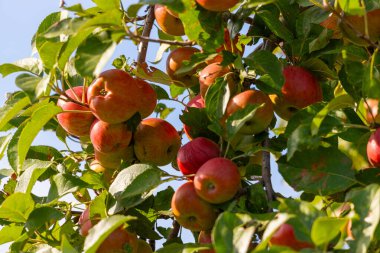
[194,157,240,204]
[195,0,239,12]
[87,69,157,124]
[90,120,132,154]
[171,182,218,231]
[367,128,380,167]
[183,95,206,140]
[177,137,220,178]
[198,230,215,253]
[208,29,245,64]
[199,63,231,98]
[57,86,95,137]
[154,4,185,36]
[270,223,313,251]
[96,227,138,253]
[166,47,201,87]
[281,66,323,109]
[364,99,380,125]
[224,90,274,135]
[78,207,93,237]
[269,94,298,121]
[134,118,181,166]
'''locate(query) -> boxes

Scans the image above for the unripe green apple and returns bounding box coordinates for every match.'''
[281,66,323,109]
[134,118,181,166]
[195,0,239,12]
[171,182,218,231]
[194,157,240,204]
[166,47,200,87]
[224,90,274,135]
[87,69,157,124]
[154,4,185,36]
[57,86,95,137]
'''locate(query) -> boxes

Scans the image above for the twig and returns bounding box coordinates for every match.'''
[149,239,156,251]
[167,220,181,241]
[262,137,276,211]
[137,6,155,64]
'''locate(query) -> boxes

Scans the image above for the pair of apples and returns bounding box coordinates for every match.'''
[57,69,181,171]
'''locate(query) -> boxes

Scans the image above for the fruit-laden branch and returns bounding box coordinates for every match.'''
[137,5,155,64]
[262,137,276,210]
[167,220,181,240]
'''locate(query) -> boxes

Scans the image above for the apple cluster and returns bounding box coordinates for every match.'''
[57,69,181,176]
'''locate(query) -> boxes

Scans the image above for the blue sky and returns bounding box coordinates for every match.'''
[0,0,297,251]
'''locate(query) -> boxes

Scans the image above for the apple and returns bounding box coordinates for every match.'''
[96,227,138,253]
[90,160,115,183]
[270,223,313,251]
[194,157,240,204]
[199,63,231,98]
[195,0,239,12]
[269,94,298,121]
[57,86,95,137]
[177,137,220,178]
[171,181,218,231]
[87,69,157,124]
[281,66,323,109]
[154,4,185,36]
[78,207,93,237]
[367,128,380,167]
[90,120,132,154]
[364,99,380,125]
[207,29,244,64]
[166,47,201,87]
[198,230,215,253]
[183,94,206,140]
[224,90,274,135]
[134,118,181,166]
[136,239,153,253]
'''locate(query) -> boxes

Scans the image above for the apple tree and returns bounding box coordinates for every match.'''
[0,0,380,252]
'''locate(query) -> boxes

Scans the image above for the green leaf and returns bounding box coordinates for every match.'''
[154,186,174,211]
[80,9,123,30]
[256,9,294,42]
[7,103,61,171]
[139,0,185,13]
[179,0,224,52]
[0,134,12,160]
[75,34,117,77]
[25,207,64,231]
[205,77,231,121]
[15,73,51,101]
[278,147,355,195]
[0,224,24,245]
[362,62,380,99]
[0,92,30,131]
[0,58,42,77]
[338,0,366,15]
[134,65,174,86]
[48,173,89,200]
[311,217,348,246]
[245,50,284,94]
[155,243,210,253]
[15,159,52,194]
[287,124,320,160]
[61,235,78,253]
[301,58,338,80]
[92,0,120,10]
[0,192,34,222]
[83,215,136,253]
[226,104,259,141]
[213,212,256,253]
[311,94,354,136]
[346,184,380,253]
[109,164,161,200]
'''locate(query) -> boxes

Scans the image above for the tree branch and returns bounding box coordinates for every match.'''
[137,6,155,65]
[262,137,276,211]
[167,220,181,241]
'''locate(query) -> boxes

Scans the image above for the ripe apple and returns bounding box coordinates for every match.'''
[270,223,313,251]
[224,90,274,135]
[166,47,201,87]
[78,207,93,236]
[57,86,95,137]
[183,94,205,140]
[96,227,138,253]
[90,120,132,154]
[134,118,181,166]
[198,230,215,253]
[367,128,380,167]
[199,63,231,98]
[195,0,239,12]
[136,239,153,253]
[87,69,157,124]
[194,157,240,204]
[171,181,218,231]
[207,29,244,64]
[363,99,380,125]
[269,94,298,121]
[281,66,323,109]
[177,137,220,178]
[154,4,185,36]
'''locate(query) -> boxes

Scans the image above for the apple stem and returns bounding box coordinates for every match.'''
[262,137,276,210]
